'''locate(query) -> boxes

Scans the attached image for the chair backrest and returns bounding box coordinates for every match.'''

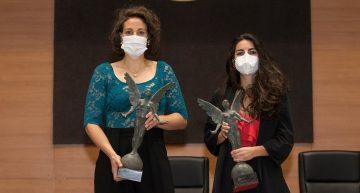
[298,150,360,193]
[169,156,209,193]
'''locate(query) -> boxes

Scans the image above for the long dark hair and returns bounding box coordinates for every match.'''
[109,6,161,62]
[224,33,287,118]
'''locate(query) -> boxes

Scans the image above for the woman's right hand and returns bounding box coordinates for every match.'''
[217,122,230,144]
[110,154,123,182]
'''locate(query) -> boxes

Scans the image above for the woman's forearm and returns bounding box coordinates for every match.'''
[85,124,118,158]
[255,145,269,157]
[157,113,187,130]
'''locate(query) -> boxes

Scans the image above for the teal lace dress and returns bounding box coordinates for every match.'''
[84,61,188,193]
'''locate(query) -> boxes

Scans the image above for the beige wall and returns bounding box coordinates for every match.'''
[0,0,359,192]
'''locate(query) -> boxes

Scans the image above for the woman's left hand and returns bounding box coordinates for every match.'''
[145,112,160,130]
[231,146,260,162]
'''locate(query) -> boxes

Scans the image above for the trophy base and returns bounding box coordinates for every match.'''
[233,173,259,192]
[118,167,143,182]
[231,162,259,192]
[234,181,259,192]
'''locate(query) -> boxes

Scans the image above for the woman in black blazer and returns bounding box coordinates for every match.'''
[204,33,294,193]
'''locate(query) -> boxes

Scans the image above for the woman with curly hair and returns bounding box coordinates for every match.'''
[84,6,188,193]
[204,33,294,193]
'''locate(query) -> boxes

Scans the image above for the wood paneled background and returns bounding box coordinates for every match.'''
[0,0,359,192]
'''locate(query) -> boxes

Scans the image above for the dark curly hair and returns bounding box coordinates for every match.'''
[109,6,161,61]
[224,33,287,118]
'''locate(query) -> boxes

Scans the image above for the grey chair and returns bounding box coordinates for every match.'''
[169,156,209,193]
[298,150,360,193]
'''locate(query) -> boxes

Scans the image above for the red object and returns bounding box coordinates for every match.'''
[233,182,259,192]
[236,112,260,147]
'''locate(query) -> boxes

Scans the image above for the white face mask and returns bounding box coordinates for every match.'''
[121,35,148,59]
[234,53,259,75]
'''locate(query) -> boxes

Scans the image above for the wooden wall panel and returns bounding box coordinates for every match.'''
[312,0,360,150]
[0,0,54,192]
[0,0,359,193]
[54,179,93,193]
[54,145,97,179]
[0,180,54,193]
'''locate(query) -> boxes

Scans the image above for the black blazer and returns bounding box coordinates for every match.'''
[204,87,294,193]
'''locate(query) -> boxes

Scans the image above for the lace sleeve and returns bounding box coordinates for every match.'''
[163,64,188,119]
[83,65,107,127]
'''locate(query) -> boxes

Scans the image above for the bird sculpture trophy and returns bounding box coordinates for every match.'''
[119,72,174,182]
[198,90,259,192]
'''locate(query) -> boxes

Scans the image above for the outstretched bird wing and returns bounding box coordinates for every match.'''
[124,72,140,106]
[197,98,223,125]
[150,82,175,111]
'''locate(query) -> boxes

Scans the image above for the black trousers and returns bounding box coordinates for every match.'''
[94,127,174,193]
